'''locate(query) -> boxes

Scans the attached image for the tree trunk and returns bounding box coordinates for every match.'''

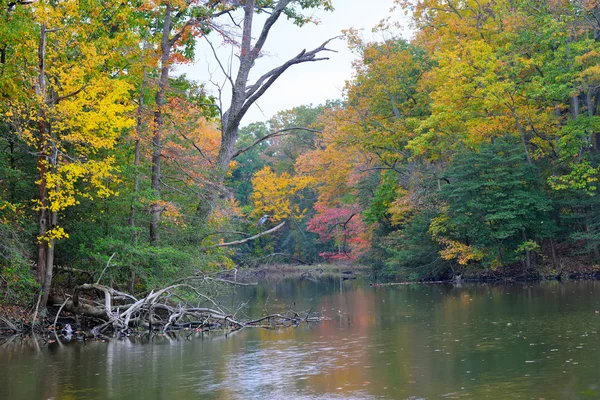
[35,24,48,291]
[40,211,57,307]
[549,238,559,269]
[195,0,335,219]
[512,112,532,165]
[129,139,141,234]
[198,2,256,220]
[522,231,531,270]
[586,87,597,151]
[150,4,172,245]
[571,93,580,120]
[129,57,145,243]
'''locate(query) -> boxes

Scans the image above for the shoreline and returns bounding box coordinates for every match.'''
[3,262,600,340]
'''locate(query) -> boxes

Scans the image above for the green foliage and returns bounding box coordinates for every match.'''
[8,0,600,304]
[0,209,37,305]
[375,211,448,280]
[363,171,398,224]
[439,138,556,266]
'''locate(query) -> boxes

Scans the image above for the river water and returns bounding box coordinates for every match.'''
[1,278,600,399]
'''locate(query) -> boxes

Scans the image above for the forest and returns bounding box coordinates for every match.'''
[2,0,600,311]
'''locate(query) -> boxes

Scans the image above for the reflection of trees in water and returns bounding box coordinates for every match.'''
[1,281,600,398]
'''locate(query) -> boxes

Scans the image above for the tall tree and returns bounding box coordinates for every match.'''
[148,0,237,244]
[201,0,335,217]
[4,0,135,306]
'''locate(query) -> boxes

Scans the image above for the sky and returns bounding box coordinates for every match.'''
[177,0,411,125]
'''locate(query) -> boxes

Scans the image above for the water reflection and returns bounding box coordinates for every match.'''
[1,280,600,399]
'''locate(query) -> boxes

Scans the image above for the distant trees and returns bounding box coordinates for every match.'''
[230,0,600,279]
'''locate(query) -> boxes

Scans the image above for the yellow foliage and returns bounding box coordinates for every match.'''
[438,238,484,265]
[251,166,315,222]
[388,188,415,226]
[38,226,70,244]
[3,0,135,243]
[429,211,484,265]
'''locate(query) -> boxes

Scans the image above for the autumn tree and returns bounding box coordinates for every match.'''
[1,0,140,306]
[147,0,236,244]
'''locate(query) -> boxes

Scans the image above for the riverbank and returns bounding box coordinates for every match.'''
[0,276,327,342]
[3,259,600,341]
[231,256,600,284]
[450,256,600,282]
[222,263,370,282]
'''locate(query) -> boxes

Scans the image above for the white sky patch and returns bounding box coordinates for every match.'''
[177,0,412,125]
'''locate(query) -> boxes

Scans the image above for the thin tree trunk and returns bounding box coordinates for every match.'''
[513,112,532,165]
[35,24,48,289]
[571,93,580,119]
[497,246,504,265]
[522,231,531,270]
[40,211,57,307]
[128,44,147,293]
[549,238,559,269]
[150,4,172,245]
[586,87,598,151]
[129,57,146,242]
[129,139,141,233]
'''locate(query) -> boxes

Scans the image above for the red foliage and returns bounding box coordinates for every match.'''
[307,204,370,260]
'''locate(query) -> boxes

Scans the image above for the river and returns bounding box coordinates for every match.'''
[1,278,600,399]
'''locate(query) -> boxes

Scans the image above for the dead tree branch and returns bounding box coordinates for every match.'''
[232,127,321,159]
[199,222,285,251]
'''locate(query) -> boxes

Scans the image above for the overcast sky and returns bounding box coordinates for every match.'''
[177,0,411,125]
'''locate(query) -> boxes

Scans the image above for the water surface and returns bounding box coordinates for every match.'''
[2,279,600,399]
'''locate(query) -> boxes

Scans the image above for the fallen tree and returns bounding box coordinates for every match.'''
[31,275,325,340]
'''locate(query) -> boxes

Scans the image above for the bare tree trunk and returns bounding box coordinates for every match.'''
[40,211,57,307]
[35,24,48,291]
[214,0,257,181]
[150,5,172,245]
[198,0,336,218]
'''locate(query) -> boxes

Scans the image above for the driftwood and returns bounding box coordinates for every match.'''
[44,279,324,339]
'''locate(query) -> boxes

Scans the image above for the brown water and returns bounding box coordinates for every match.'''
[1,279,600,399]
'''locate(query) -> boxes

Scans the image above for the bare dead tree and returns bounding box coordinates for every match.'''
[200,0,338,217]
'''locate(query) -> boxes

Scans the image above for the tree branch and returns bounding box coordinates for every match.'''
[237,36,339,122]
[250,0,292,59]
[178,131,214,165]
[200,222,285,251]
[54,84,88,103]
[232,127,321,159]
[205,36,234,87]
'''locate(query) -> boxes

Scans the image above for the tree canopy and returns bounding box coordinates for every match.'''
[4,0,600,306]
